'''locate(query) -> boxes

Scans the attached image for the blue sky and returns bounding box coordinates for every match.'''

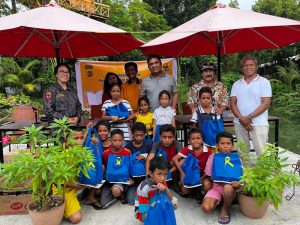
[218,0,257,10]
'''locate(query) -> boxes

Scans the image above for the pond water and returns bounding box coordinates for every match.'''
[269,112,300,155]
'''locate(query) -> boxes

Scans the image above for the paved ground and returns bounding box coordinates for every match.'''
[1,148,300,225]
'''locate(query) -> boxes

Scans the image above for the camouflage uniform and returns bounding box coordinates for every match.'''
[43,83,82,122]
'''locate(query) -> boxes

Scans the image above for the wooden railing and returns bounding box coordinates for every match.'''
[58,0,110,20]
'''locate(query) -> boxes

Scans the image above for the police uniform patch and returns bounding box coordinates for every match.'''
[45,92,52,101]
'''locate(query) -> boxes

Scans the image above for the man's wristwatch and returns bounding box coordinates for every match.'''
[248,114,254,119]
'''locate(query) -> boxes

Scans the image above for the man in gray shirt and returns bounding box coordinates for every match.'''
[140,54,178,111]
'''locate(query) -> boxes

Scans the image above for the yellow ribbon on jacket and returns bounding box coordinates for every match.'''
[116,157,121,166]
[224,156,234,167]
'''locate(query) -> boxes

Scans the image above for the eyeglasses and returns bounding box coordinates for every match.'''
[58,70,70,74]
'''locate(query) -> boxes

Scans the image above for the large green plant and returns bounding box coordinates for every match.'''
[239,144,299,210]
[0,117,94,211]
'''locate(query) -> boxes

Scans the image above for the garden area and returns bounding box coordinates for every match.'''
[0,0,299,154]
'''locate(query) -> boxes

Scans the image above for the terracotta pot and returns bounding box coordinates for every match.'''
[237,192,269,219]
[27,197,66,225]
[12,106,37,122]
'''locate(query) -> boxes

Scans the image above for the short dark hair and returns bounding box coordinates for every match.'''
[132,122,146,134]
[109,83,121,92]
[199,86,213,98]
[138,96,150,107]
[95,119,111,131]
[216,131,234,144]
[159,90,171,100]
[147,54,162,64]
[111,129,124,138]
[149,157,169,172]
[160,124,176,136]
[124,62,138,71]
[187,127,202,140]
[54,63,71,75]
[71,126,83,133]
[103,72,123,95]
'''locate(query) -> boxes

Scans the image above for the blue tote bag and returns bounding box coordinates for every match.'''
[106,154,130,184]
[78,128,103,187]
[130,151,146,177]
[196,110,224,147]
[144,132,153,145]
[156,148,172,181]
[105,102,129,119]
[153,124,162,143]
[181,154,201,188]
[211,153,243,183]
[144,191,176,225]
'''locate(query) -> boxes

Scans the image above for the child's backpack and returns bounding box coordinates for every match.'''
[78,128,104,187]
[181,153,201,188]
[196,109,224,147]
[106,154,130,184]
[130,151,146,177]
[153,124,162,143]
[211,153,242,183]
[105,101,129,119]
[156,148,172,181]
[144,191,177,225]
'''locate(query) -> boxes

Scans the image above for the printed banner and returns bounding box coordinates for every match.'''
[75,59,177,110]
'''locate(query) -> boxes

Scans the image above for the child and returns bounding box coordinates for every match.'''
[125,122,152,205]
[84,120,111,210]
[53,127,84,224]
[101,129,131,209]
[191,86,223,147]
[136,96,154,138]
[146,124,181,180]
[153,90,176,142]
[135,157,174,222]
[172,128,212,202]
[102,83,135,142]
[202,131,241,224]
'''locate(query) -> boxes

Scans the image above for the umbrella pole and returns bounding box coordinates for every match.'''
[217,45,221,81]
[54,31,60,64]
[217,31,222,81]
[55,48,60,64]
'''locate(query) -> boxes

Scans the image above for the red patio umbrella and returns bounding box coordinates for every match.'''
[0,0,143,61]
[141,5,300,80]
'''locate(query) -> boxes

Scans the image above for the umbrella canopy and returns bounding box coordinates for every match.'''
[0,0,143,60]
[141,5,300,79]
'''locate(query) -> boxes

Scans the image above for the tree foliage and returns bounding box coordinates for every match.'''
[252,0,300,69]
[143,0,216,27]
[0,0,11,16]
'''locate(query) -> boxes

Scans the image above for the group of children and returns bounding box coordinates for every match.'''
[60,85,241,225]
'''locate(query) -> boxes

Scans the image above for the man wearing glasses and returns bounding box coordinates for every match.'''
[43,63,82,125]
[187,62,228,115]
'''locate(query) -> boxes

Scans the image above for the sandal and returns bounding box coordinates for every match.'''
[85,201,102,210]
[121,195,128,204]
[218,215,230,224]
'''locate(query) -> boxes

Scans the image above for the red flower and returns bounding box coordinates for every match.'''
[2,135,11,144]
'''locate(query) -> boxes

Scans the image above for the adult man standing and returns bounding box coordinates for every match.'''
[140,55,178,112]
[43,63,82,125]
[121,62,141,112]
[230,55,272,155]
[188,62,228,115]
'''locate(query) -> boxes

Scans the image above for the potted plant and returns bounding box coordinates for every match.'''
[0,117,94,225]
[237,143,299,219]
[3,73,21,95]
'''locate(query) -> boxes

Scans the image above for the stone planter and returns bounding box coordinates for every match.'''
[237,192,269,219]
[27,196,65,225]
